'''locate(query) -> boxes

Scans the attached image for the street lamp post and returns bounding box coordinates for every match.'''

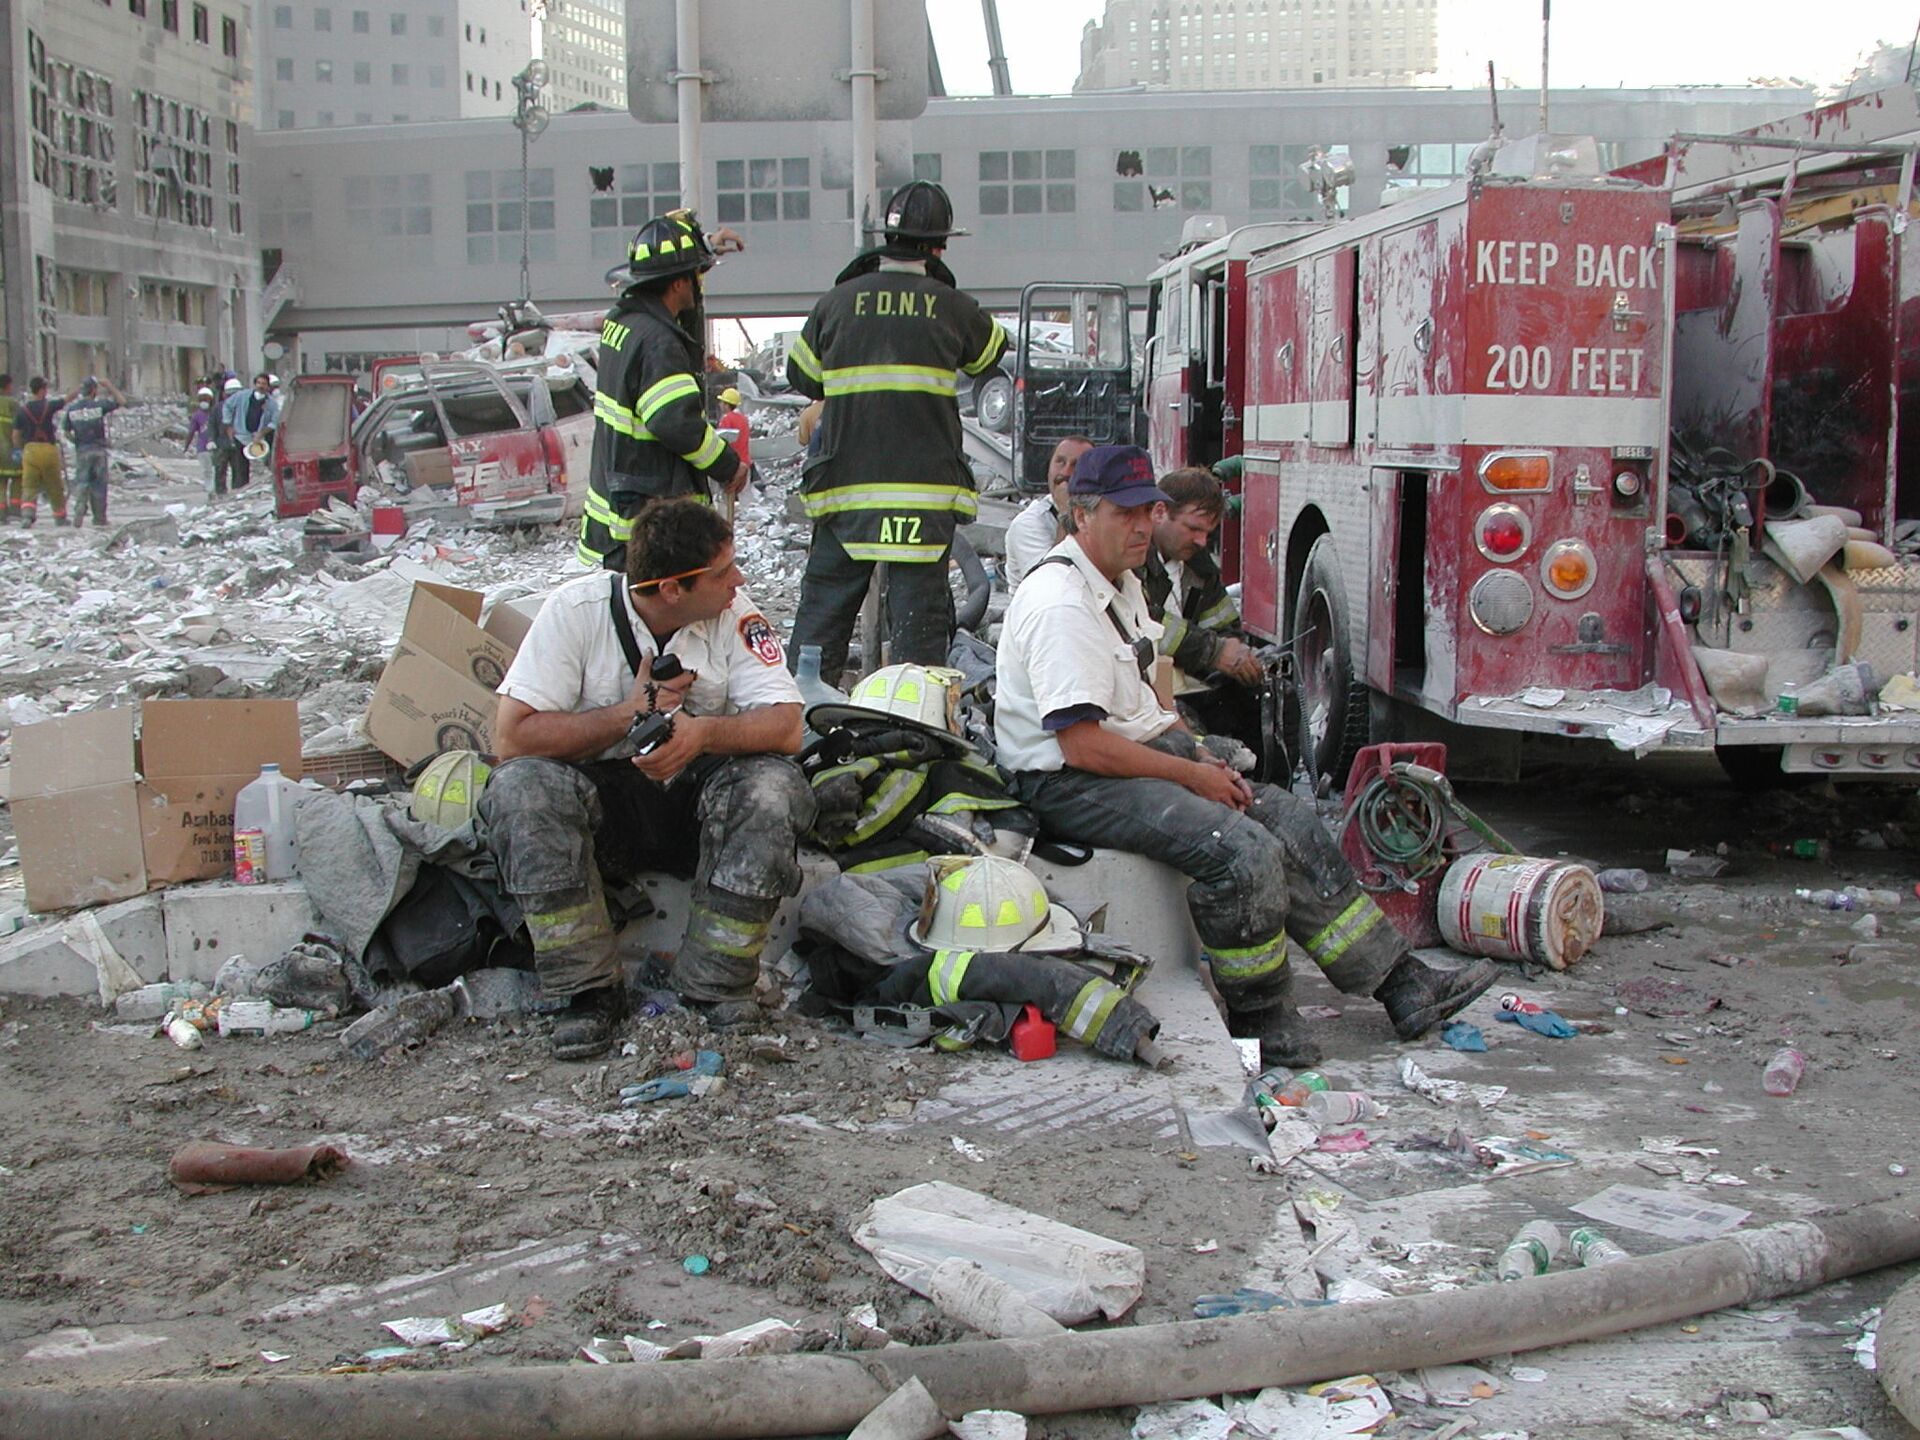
[510,59,551,305]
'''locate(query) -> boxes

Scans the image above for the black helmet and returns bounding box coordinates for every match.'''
[882,180,966,241]
[613,211,716,287]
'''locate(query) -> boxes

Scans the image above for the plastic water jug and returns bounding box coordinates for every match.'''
[794,644,849,744]
[233,762,301,882]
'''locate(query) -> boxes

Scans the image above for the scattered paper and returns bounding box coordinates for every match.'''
[1570,1184,1749,1242]
[258,1350,292,1363]
[1400,1365,1502,1407]
[1231,1375,1394,1439]
[1131,1399,1236,1440]
[381,1302,510,1349]
[1398,1057,1507,1110]
[951,1136,989,1163]
[622,1335,668,1362]
[950,1411,1028,1440]
[1472,1136,1576,1178]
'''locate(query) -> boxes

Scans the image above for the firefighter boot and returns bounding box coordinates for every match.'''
[670,887,781,1029]
[1225,961,1323,1070]
[1373,951,1500,1042]
[551,982,630,1061]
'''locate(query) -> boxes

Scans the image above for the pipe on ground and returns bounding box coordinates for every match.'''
[1876,1270,1920,1428]
[7,1204,1918,1440]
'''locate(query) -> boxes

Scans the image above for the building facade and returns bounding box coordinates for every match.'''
[1076,0,1440,93]
[251,83,1809,367]
[0,0,259,391]
[255,0,531,132]
[540,0,624,113]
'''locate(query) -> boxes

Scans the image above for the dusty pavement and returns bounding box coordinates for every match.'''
[2,435,1920,1438]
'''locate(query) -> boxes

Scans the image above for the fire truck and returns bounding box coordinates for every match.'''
[1142,125,1920,787]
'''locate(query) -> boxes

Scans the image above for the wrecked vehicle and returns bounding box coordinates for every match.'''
[272,358,594,525]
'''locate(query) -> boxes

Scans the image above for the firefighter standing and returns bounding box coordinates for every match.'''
[0,375,19,523]
[578,212,746,572]
[994,445,1499,1068]
[785,180,1009,686]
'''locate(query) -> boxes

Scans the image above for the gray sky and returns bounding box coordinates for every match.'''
[927,0,1918,96]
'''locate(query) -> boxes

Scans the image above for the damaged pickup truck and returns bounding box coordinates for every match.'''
[271,357,595,525]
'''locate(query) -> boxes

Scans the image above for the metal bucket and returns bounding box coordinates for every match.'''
[1437,852,1604,971]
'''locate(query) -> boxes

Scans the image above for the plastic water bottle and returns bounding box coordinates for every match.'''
[115,981,209,1021]
[1496,1221,1562,1281]
[234,762,301,881]
[1275,1071,1331,1106]
[341,986,460,1060]
[1568,1226,1631,1267]
[216,1000,319,1037]
[1302,1090,1377,1126]
[1762,1047,1806,1096]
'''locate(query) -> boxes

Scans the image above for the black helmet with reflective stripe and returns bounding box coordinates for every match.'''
[616,211,716,286]
[883,180,967,241]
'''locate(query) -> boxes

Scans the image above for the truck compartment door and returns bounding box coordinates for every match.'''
[1309,247,1357,446]
[1245,266,1307,447]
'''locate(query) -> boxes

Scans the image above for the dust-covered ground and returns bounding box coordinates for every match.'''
[3,426,1920,1438]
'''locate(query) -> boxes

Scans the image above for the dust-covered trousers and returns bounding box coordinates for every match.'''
[479,752,817,1002]
[787,519,955,688]
[72,450,109,525]
[1009,732,1408,1027]
[18,442,64,520]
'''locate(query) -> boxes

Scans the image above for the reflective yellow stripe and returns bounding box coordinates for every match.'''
[582,491,636,539]
[1196,597,1238,629]
[689,905,768,961]
[820,363,958,398]
[636,373,701,423]
[576,540,604,566]
[594,392,651,439]
[1160,614,1190,657]
[800,483,977,518]
[683,428,727,469]
[1207,932,1291,982]
[846,851,930,874]
[524,900,609,953]
[848,770,927,847]
[928,949,975,1006]
[1061,978,1124,1044]
[961,324,1010,376]
[842,542,952,563]
[789,334,822,382]
[1304,897,1386,968]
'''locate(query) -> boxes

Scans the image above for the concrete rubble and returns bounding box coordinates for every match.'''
[0,407,1918,1440]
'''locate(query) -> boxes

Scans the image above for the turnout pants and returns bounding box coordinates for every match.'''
[72,451,109,526]
[19,442,64,522]
[479,753,816,1003]
[788,520,954,687]
[1010,733,1407,1030]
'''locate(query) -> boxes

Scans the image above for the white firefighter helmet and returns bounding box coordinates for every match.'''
[807,663,972,756]
[910,854,1083,954]
[409,750,492,829]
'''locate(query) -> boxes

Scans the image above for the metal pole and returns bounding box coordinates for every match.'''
[675,0,703,212]
[518,112,532,304]
[1539,0,1550,133]
[851,0,877,250]
[980,0,1012,96]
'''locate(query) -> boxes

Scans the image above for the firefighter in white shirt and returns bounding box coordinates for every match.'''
[1001,434,1093,589]
[483,500,815,1059]
[996,444,1497,1066]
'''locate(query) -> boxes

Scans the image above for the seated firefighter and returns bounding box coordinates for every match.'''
[483,499,817,1059]
[1140,466,1267,754]
[994,444,1498,1066]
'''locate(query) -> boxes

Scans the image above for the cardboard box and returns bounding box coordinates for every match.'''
[12,709,149,914]
[365,582,523,765]
[137,700,303,886]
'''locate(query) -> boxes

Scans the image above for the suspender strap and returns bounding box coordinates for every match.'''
[608,572,646,676]
[1032,555,1154,677]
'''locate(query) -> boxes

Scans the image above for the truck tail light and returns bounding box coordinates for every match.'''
[1540,539,1597,599]
[1475,504,1531,562]
[1470,570,1534,635]
[1478,452,1552,493]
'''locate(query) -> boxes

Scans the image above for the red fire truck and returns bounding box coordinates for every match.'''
[1142,130,1920,787]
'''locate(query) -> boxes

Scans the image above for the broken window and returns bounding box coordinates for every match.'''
[26,38,118,209]
[1113,145,1210,212]
[587,161,680,262]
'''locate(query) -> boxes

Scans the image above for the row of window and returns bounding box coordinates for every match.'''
[271,5,448,38]
[115,0,240,55]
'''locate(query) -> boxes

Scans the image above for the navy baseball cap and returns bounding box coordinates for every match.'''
[1068,445,1170,508]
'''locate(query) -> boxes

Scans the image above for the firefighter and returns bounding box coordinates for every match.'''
[994,444,1498,1067]
[0,374,20,523]
[1139,465,1267,759]
[485,499,816,1059]
[785,180,1009,686]
[1003,434,1094,589]
[578,211,747,572]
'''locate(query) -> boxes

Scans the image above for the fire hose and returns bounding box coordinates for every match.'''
[1340,762,1515,895]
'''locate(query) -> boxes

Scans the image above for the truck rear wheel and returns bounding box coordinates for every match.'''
[1292,536,1369,790]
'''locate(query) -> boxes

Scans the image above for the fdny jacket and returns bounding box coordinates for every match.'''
[578,290,741,568]
[786,265,1006,564]
[1140,545,1240,675]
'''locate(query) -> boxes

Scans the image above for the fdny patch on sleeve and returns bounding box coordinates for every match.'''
[737,612,784,667]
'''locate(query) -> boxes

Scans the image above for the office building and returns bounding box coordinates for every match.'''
[1076,0,1440,93]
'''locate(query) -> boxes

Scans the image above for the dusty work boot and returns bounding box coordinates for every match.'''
[1252,1007,1324,1070]
[1373,952,1500,1041]
[550,983,628,1061]
[689,997,762,1031]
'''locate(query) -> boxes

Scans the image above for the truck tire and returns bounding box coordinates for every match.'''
[1292,535,1369,790]
[974,373,1014,433]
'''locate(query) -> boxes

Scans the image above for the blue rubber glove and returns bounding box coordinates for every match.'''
[1191,1287,1329,1319]
[620,1049,725,1105]
[1495,1008,1577,1039]
[1441,1021,1487,1052]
